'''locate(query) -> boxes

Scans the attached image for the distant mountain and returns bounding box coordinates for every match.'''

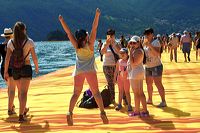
[0,0,200,41]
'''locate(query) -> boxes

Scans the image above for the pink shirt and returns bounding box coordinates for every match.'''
[118,59,128,78]
[181,34,191,43]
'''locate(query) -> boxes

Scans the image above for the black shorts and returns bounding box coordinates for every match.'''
[1,67,12,79]
[12,65,32,80]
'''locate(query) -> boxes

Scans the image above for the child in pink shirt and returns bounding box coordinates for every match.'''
[114,48,132,112]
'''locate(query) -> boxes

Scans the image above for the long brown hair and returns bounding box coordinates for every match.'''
[13,22,28,48]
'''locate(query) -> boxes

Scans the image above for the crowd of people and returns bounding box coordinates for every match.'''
[1,8,200,126]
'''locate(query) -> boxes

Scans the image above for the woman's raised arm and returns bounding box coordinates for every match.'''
[59,15,78,49]
[88,8,101,50]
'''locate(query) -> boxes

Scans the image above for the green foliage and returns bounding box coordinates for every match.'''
[0,0,200,41]
[47,30,68,41]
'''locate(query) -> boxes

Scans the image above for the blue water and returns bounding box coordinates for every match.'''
[0,41,100,88]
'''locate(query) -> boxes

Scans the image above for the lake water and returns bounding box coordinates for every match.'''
[0,41,100,88]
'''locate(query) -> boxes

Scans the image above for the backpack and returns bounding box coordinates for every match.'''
[78,89,98,108]
[11,39,28,69]
[101,85,111,107]
[78,86,111,109]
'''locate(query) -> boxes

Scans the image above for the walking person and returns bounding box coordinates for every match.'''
[59,8,109,126]
[169,33,179,62]
[180,30,192,62]
[127,36,149,117]
[4,22,39,122]
[196,32,200,61]
[101,28,121,103]
[0,28,16,115]
[114,48,132,112]
[143,28,167,107]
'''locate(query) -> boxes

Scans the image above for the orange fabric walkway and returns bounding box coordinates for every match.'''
[0,49,200,132]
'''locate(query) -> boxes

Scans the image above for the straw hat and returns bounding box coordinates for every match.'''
[1,28,13,37]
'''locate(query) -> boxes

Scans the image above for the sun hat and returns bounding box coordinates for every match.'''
[128,35,140,43]
[1,28,13,37]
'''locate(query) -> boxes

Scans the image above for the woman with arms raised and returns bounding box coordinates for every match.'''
[59,8,108,126]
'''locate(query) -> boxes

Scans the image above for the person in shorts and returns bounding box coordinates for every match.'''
[0,28,17,115]
[4,22,39,122]
[143,28,167,107]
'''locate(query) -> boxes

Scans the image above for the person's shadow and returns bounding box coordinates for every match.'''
[140,115,176,130]
[114,106,176,130]
[2,115,50,133]
[153,105,191,117]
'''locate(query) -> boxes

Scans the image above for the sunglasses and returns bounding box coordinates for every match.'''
[129,42,137,45]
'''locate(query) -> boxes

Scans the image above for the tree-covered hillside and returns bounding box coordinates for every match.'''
[0,0,200,41]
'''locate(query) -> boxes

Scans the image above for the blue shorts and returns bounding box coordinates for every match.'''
[145,64,163,77]
[182,43,191,54]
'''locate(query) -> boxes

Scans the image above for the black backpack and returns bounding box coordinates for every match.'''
[78,86,111,109]
[11,39,28,69]
[78,89,97,108]
[101,85,111,107]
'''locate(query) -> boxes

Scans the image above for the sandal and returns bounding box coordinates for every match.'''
[100,111,109,124]
[146,99,153,105]
[66,112,73,126]
[24,108,29,116]
[128,112,140,117]
[140,111,149,117]
[8,105,16,116]
[115,104,122,111]
[18,114,27,123]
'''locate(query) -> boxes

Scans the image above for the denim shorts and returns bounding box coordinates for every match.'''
[12,65,32,80]
[145,64,163,77]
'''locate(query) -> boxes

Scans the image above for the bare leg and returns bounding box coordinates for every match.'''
[18,78,30,115]
[146,76,153,104]
[174,48,177,62]
[138,80,147,112]
[131,80,140,113]
[184,53,187,62]
[86,72,108,124]
[8,77,16,111]
[154,76,166,102]
[117,77,123,105]
[86,72,104,112]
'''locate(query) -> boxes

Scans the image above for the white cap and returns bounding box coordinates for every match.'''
[128,35,140,43]
[183,30,188,34]
[157,34,161,38]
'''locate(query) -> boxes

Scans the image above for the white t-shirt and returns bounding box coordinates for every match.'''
[102,42,118,66]
[144,39,162,68]
[7,38,35,61]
